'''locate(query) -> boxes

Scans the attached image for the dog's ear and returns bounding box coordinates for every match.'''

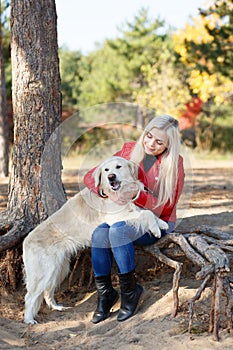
[128,161,139,180]
[93,166,102,187]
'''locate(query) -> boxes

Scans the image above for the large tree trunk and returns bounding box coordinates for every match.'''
[0,0,66,251]
[0,4,9,178]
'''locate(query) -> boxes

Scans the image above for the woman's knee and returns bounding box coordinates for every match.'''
[92,222,110,247]
[109,221,134,247]
[109,221,126,238]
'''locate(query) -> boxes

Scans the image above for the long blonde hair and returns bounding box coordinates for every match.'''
[130,115,181,208]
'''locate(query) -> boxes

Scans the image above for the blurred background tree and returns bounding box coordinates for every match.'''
[184,0,232,79]
[1,1,233,158]
[173,0,233,151]
[107,8,166,93]
[59,47,83,116]
[133,39,191,118]
[77,44,131,107]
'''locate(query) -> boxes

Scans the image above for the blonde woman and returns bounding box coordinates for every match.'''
[84,115,185,324]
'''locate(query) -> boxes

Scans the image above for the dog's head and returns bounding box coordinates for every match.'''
[93,156,139,194]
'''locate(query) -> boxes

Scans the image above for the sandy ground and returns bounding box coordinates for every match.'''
[0,154,233,349]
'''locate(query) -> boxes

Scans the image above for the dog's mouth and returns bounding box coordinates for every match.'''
[109,179,121,191]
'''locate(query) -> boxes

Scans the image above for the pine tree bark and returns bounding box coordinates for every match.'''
[0,4,9,178]
[0,0,66,250]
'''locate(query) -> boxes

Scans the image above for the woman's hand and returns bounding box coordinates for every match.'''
[106,183,140,205]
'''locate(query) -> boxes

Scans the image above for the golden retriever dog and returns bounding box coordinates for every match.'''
[23,156,168,324]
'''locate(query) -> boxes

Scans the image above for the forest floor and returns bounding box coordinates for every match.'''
[0,153,233,349]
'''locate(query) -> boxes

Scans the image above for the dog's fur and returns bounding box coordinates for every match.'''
[23,156,168,324]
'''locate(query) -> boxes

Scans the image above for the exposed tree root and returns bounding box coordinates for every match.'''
[0,215,35,289]
[143,225,233,341]
[0,210,11,234]
[69,252,82,288]
[188,274,211,332]
[223,277,233,333]
[69,249,93,290]
[144,244,183,318]
[0,218,33,253]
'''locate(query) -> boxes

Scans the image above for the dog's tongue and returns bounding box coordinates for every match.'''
[111,181,120,190]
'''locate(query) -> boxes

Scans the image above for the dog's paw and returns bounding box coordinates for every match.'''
[24,318,38,325]
[158,219,169,230]
[149,224,161,238]
[51,304,72,311]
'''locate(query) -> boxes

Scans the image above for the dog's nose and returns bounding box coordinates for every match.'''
[108,173,116,180]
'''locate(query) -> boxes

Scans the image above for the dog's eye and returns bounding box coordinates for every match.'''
[104,168,109,172]
[116,165,122,169]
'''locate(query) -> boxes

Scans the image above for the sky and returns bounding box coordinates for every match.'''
[56,0,207,54]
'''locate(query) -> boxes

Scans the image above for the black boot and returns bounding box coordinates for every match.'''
[117,270,143,322]
[92,275,119,324]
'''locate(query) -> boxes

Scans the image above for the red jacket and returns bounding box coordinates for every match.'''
[84,142,185,222]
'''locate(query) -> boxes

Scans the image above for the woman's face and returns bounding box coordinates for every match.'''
[143,128,168,156]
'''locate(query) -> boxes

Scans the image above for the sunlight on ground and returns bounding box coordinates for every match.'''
[62,149,233,173]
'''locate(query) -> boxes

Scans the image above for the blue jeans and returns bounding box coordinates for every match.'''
[91,220,175,277]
